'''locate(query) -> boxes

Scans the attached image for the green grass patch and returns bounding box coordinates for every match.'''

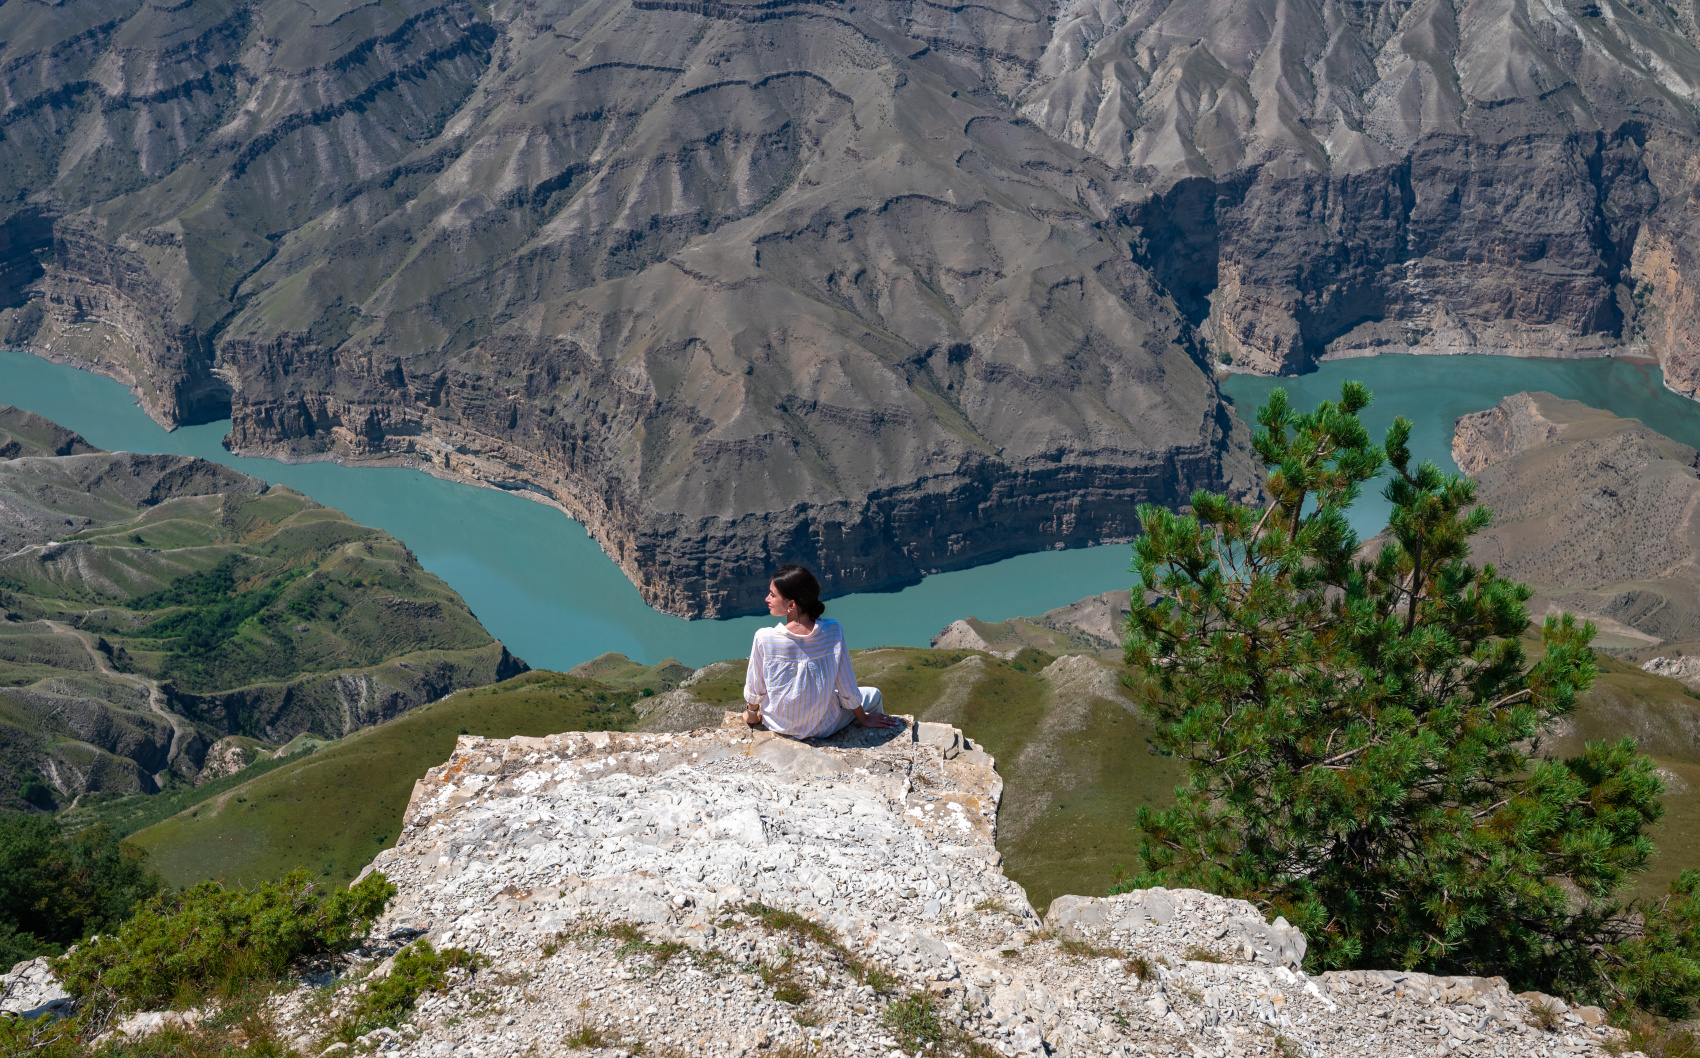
[320,941,485,1047]
[128,672,639,887]
[582,921,689,970]
[58,747,319,841]
[738,902,897,992]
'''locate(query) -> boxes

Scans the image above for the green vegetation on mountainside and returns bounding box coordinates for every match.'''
[107,629,1700,918]
[121,647,1178,908]
[10,494,508,697]
[1555,655,1700,902]
[55,744,323,843]
[129,673,639,887]
[0,405,521,809]
[567,652,694,694]
[0,814,162,967]
[1119,380,1700,1015]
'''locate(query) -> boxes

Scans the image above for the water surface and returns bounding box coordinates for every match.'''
[9,351,1696,669]
[1220,355,1700,538]
[0,353,1135,668]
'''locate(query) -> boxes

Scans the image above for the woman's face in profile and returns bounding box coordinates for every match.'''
[766,581,791,618]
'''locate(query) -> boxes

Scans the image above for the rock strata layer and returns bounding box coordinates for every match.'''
[1454,392,1700,651]
[17,0,1700,612]
[251,717,1624,1056]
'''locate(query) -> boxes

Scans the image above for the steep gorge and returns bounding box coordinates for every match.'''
[7,0,1700,614]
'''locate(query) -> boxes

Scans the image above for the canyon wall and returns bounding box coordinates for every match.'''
[8,0,1700,612]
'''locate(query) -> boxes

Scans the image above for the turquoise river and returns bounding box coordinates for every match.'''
[3,350,1699,669]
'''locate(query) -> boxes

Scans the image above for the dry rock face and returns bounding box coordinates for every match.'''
[1641,654,1700,690]
[1454,391,1700,650]
[264,717,1626,1056]
[15,0,1700,614]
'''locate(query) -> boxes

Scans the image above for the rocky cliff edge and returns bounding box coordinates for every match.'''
[230,717,1628,1057]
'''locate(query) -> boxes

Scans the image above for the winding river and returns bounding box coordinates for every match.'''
[4,350,1696,669]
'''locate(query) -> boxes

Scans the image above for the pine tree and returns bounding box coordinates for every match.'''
[1123,381,1669,999]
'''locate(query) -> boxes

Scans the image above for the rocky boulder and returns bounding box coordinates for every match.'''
[0,957,72,1021]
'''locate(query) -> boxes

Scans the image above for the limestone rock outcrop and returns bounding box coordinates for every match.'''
[0,958,72,1022]
[1641,654,1700,690]
[241,716,1626,1056]
[931,620,999,654]
[1455,392,1700,650]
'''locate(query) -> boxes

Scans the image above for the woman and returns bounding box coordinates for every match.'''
[743,565,902,737]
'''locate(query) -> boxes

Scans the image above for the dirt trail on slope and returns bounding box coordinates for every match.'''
[44,620,187,784]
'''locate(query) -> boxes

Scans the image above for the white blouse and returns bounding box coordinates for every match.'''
[743,617,861,738]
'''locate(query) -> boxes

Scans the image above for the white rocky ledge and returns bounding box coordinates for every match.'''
[256,716,1633,1058]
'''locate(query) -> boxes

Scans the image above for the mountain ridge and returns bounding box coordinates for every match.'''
[9,0,1700,613]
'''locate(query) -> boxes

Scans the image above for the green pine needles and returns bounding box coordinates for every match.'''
[1122,381,1697,1012]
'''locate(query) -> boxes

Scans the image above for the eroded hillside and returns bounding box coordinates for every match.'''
[0,407,522,810]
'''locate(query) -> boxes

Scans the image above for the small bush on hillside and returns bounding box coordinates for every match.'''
[0,1011,82,1058]
[55,869,395,1017]
[320,940,484,1045]
[0,813,162,966]
[1598,870,1700,1018]
[355,942,481,1028]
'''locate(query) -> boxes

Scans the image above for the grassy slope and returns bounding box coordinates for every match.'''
[126,640,1700,912]
[0,432,519,805]
[56,748,310,841]
[10,489,501,697]
[1545,653,1700,901]
[567,653,694,693]
[130,673,638,887]
[127,647,1180,911]
[848,647,1183,910]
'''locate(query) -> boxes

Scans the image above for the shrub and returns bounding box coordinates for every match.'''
[882,993,946,1051]
[0,1011,83,1058]
[1598,870,1700,1018]
[55,869,395,1015]
[326,940,483,1042]
[1122,382,1675,1010]
[0,813,161,966]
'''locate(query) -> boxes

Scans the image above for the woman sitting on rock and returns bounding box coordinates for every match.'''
[743,564,901,737]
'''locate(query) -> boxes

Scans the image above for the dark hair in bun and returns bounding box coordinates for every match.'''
[771,564,826,620]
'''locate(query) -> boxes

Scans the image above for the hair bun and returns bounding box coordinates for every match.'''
[771,564,826,619]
